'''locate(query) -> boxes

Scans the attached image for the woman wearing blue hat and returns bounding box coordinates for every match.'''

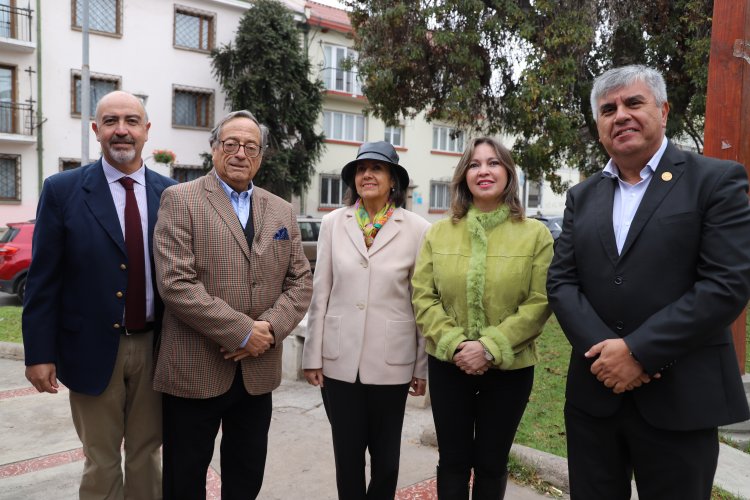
[302,141,430,499]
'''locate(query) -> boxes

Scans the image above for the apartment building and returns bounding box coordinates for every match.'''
[0,0,570,227]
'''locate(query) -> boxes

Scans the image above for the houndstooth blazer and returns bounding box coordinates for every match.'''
[153,171,312,398]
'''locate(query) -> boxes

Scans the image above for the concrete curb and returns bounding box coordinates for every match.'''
[0,341,23,361]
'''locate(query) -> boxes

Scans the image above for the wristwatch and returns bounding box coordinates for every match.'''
[481,343,494,361]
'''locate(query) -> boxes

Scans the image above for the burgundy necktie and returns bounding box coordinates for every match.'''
[118,177,146,330]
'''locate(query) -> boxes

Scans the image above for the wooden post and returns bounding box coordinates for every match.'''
[703,0,750,374]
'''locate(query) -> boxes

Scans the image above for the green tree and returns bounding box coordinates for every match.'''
[211,0,325,199]
[347,0,712,191]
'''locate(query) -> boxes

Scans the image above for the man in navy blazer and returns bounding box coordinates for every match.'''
[548,65,750,499]
[23,91,175,499]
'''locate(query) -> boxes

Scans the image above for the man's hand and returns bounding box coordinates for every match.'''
[222,321,275,361]
[304,369,325,387]
[409,377,426,396]
[26,363,59,394]
[454,341,492,375]
[586,339,659,393]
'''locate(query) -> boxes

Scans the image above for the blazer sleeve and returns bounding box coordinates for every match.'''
[547,188,621,356]
[480,224,553,369]
[301,213,334,370]
[624,162,750,373]
[22,178,65,365]
[154,187,253,351]
[410,221,431,379]
[411,227,468,362]
[256,203,313,343]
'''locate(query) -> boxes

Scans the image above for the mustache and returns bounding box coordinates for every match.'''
[110,138,135,145]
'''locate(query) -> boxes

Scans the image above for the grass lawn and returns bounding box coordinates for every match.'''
[0,305,22,343]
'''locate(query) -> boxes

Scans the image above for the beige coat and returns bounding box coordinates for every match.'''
[302,206,429,384]
[153,172,312,398]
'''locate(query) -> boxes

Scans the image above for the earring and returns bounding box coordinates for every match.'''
[390,187,395,192]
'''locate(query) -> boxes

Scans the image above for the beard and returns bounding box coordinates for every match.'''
[105,140,137,165]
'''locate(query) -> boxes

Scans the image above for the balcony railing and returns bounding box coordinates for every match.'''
[0,4,33,43]
[0,101,35,136]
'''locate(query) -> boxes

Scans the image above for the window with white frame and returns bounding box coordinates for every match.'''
[432,126,464,153]
[172,86,213,129]
[323,45,362,95]
[72,0,120,35]
[323,110,365,142]
[526,180,542,209]
[0,154,20,200]
[430,181,451,211]
[319,174,345,208]
[71,71,121,118]
[174,6,214,52]
[384,125,404,147]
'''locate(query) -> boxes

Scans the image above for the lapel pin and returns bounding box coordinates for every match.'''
[661,172,673,181]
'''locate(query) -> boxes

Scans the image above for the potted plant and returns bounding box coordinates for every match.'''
[152,149,176,164]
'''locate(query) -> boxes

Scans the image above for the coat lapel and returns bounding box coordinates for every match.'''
[81,161,127,256]
[619,144,685,258]
[144,168,162,261]
[595,174,619,265]
[204,172,252,263]
[367,207,403,257]
[344,207,369,260]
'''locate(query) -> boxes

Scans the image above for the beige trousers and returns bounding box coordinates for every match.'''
[69,331,162,500]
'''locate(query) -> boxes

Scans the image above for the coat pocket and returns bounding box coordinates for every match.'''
[385,319,417,365]
[322,314,341,360]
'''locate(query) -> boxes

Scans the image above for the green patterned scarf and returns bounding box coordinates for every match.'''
[354,198,395,248]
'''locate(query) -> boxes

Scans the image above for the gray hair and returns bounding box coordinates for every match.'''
[209,110,269,149]
[590,65,668,122]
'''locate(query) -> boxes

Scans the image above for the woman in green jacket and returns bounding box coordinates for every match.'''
[412,137,553,499]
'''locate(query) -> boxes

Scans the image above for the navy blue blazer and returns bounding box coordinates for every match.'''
[548,142,750,431]
[22,160,176,395]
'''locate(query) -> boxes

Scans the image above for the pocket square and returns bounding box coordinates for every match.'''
[274,227,290,240]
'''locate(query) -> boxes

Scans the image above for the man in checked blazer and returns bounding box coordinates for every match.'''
[153,110,312,500]
[547,65,750,499]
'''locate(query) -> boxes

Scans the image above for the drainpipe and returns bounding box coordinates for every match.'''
[35,0,43,193]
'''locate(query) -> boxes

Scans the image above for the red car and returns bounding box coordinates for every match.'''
[0,220,34,302]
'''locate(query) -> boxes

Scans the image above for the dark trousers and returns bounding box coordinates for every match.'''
[161,367,272,500]
[428,356,534,500]
[321,375,410,500]
[565,395,719,500]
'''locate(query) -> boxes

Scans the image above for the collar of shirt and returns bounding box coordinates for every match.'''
[602,136,669,183]
[101,156,146,186]
[215,172,254,228]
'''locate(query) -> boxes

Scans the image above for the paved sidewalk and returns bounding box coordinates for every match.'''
[0,354,553,499]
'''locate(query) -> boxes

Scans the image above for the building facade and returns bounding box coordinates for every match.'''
[0,0,570,227]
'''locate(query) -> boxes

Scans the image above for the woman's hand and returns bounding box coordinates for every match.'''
[304,369,325,387]
[409,377,426,396]
[454,341,492,375]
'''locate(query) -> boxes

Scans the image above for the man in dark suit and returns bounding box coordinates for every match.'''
[547,65,750,499]
[23,91,175,499]
[153,110,312,500]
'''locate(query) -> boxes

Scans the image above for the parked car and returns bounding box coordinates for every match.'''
[531,214,563,240]
[0,220,34,302]
[296,216,322,273]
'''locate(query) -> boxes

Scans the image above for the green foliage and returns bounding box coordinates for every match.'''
[515,315,570,457]
[0,306,22,343]
[347,0,713,192]
[211,0,325,199]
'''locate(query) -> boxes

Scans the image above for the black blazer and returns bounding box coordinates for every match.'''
[22,160,176,395]
[548,142,750,431]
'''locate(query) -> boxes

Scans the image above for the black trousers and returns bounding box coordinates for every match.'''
[428,356,534,500]
[565,394,719,500]
[161,367,272,500]
[321,375,410,500]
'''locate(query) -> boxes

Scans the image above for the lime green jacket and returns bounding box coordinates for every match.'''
[412,214,553,370]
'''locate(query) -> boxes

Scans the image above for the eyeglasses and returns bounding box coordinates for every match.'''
[220,140,263,158]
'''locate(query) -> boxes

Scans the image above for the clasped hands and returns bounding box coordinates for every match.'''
[585,338,660,394]
[221,320,274,362]
[454,340,491,376]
